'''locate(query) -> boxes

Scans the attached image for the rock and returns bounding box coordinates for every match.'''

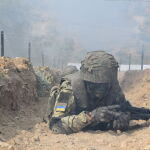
[117,130,122,134]
[31,136,40,142]
[15,117,19,120]
[34,136,40,142]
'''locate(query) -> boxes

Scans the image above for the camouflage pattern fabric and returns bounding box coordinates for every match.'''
[48,80,92,134]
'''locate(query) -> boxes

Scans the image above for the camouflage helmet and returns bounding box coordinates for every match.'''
[61,65,78,77]
[80,51,119,83]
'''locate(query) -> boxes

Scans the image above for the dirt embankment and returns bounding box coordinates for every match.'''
[0,57,38,110]
[0,58,61,143]
[119,69,150,108]
[0,57,40,143]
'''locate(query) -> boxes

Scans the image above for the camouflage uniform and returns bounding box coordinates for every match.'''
[48,51,130,134]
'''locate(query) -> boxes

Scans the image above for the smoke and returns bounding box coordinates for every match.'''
[130,3,150,44]
[113,2,150,64]
[0,0,83,68]
[0,0,149,66]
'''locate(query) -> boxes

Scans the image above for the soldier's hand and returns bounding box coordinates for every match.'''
[91,108,115,123]
[113,112,130,131]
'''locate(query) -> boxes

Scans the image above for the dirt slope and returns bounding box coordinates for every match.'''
[0,57,38,110]
[120,69,150,108]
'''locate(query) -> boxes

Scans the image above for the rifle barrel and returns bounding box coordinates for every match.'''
[125,106,150,114]
[131,114,150,121]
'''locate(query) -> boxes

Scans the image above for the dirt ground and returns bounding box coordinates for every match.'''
[0,70,150,150]
[120,69,150,108]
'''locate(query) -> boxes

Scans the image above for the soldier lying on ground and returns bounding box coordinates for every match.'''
[48,51,150,134]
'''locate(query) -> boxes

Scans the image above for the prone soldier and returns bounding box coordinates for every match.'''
[48,51,150,134]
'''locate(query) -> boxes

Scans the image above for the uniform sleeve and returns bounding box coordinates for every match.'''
[48,80,92,134]
[48,86,59,120]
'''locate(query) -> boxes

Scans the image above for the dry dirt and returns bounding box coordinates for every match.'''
[0,57,38,110]
[1,69,150,150]
[120,69,150,108]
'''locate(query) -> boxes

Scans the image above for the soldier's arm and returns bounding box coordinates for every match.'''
[48,80,92,134]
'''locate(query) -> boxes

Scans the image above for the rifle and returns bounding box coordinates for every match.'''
[91,104,150,131]
[96,104,150,121]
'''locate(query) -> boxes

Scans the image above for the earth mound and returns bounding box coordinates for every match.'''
[0,57,38,110]
[120,69,150,108]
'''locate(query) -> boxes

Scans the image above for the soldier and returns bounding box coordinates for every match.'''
[48,51,130,134]
[61,65,78,77]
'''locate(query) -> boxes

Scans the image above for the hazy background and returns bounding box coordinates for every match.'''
[0,0,150,68]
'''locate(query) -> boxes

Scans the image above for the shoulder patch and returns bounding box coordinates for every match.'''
[55,103,67,112]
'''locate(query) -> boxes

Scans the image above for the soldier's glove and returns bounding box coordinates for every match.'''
[112,112,130,131]
[91,107,115,123]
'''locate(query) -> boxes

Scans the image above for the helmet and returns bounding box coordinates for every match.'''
[61,65,78,77]
[80,51,119,83]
